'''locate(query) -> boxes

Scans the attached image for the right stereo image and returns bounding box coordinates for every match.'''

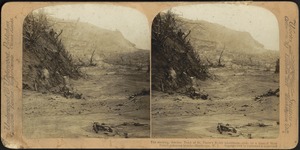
[151,4,280,138]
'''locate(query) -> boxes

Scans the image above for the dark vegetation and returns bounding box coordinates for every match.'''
[151,11,209,93]
[23,11,81,93]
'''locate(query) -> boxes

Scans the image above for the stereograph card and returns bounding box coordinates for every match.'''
[1,1,298,149]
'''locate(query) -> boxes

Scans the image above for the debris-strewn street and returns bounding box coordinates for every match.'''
[23,65,150,138]
[152,67,279,138]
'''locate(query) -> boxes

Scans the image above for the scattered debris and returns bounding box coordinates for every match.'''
[124,132,129,138]
[258,123,269,127]
[62,89,83,99]
[116,104,124,106]
[120,122,147,127]
[248,134,252,139]
[255,88,279,101]
[217,123,237,134]
[23,83,31,90]
[91,121,148,138]
[129,89,150,100]
[138,89,150,95]
[105,72,116,75]
[241,122,272,128]
[133,122,145,126]
[185,86,208,100]
[174,97,182,101]
[60,76,83,99]
[48,97,55,100]
[93,122,113,133]
[60,85,83,99]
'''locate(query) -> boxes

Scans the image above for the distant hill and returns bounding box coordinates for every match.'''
[178,18,267,53]
[176,17,279,68]
[49,18,138,60]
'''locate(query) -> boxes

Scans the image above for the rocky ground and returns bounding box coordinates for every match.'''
[23,64,150,138]
[152,66,279,138]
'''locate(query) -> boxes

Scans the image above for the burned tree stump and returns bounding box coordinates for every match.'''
[217,45,225,67]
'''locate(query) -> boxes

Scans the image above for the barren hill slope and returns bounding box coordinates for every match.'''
[23,13,81,92]
[178,18,266,53]
[50,18,138,59]
[177,17,279,68]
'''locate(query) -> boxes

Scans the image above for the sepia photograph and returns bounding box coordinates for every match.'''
[22,4,150,138]
[1,1,298,149]
[151,4,280,138]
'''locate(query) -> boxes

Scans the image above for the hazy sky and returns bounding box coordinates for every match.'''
[170,4,279,50]
[35,4,150,50]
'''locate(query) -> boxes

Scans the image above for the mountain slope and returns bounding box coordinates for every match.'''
[176,17,278,68]
[23,13,80,92]
[178,18,266,54]
[50,18,138,59]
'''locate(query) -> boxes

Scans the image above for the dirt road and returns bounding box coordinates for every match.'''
[23,64,150,138]
[152,67,279,138]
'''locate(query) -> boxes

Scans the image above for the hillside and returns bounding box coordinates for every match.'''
[178,18,265,53]
[177,18,279,69]
[23,12,81,93]
[151,12,209,92]
[49,18,138,60]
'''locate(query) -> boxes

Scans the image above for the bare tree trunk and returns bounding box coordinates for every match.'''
[160,79,164,92]
[89,49,96,66]
[218,45,225,66]
[147,64,150,73]
[120,56,124,64]
[56,29,63,39]
[249,57,253,65]
[205,56,213,66]
[183,30,191,41]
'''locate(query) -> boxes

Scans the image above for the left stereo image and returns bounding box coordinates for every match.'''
[22,4,150,138]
